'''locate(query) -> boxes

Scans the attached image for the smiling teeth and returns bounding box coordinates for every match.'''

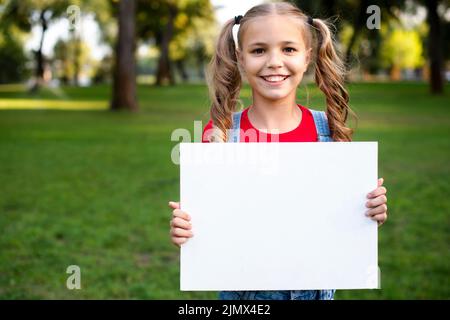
[263,76,287,82]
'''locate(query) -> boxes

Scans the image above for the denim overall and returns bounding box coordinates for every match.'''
[219,109,335,300]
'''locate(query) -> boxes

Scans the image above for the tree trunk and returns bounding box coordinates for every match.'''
[345,0,368,71]
[30,10,48,93]
[155,5,177,86]
[111,0,138,111]
[195,42,205,79]
[175,59,188,82]
[426,0,444,94]
[72,31,80,86]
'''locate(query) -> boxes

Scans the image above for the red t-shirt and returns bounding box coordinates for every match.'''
[202,104,318,143]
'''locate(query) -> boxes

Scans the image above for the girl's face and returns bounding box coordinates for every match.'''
[237,15,311,103]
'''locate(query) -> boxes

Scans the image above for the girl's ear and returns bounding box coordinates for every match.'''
[236,49,243,67]
[305,47,312,66]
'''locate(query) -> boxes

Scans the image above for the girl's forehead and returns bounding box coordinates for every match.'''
[240,15,306,46]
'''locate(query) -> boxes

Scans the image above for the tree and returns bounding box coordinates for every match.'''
[53,37,90,85]
[292,0,406,72]
[0,0,70,92]
[110,0,138,111]
[294,0,446,93]
[0,28,29,83]
[380,28,425,80]
[169,11,218,82]
[340,0,407,70]
[424,0,444,94]
[136,0,215,86]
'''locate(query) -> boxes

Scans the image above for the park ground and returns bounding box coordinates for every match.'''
[0,82,449,299]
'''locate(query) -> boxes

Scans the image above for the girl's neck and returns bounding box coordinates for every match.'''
[247,96,302,134]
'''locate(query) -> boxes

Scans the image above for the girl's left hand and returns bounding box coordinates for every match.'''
[365,178,388,227]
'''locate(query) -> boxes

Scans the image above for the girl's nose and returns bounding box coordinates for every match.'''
[266,52,283,69]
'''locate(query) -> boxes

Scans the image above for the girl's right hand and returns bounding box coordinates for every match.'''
[168,201,193,247]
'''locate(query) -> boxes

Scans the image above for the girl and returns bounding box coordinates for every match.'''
[168,2,388,300]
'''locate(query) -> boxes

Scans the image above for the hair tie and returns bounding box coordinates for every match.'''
[307,16,314,26]
[234,15,243,25]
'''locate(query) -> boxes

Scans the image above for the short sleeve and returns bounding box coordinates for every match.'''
[202,119,214,143]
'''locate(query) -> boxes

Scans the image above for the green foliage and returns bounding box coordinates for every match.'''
[0,82,449,299]
[53,36,92,83]
[169,12,217,62]
[136,0,216,66]
[0,0,71,32]
[0,30,29,83]
[380,28,425,69]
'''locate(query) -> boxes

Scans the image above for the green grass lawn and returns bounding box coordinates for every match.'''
[0,82,449,299]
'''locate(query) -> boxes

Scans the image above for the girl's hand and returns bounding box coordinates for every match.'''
[365,178,388,227]
[168,201,194,247]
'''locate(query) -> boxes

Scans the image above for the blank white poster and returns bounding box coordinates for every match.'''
[179,142,378,291]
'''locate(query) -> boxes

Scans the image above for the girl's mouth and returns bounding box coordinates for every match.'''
[260,75,290,85]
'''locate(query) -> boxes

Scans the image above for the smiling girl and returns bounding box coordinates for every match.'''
[168,2,388,300]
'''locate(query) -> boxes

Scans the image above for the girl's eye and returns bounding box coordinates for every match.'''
[252,48,264,54]
[251,47,296,54]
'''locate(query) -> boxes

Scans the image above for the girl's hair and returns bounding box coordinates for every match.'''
[206,2,356,142]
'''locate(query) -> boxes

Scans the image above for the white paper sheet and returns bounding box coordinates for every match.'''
[180,142,378,291]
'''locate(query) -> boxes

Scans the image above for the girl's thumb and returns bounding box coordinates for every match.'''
[378,178,384,187]
[168,201,180,209]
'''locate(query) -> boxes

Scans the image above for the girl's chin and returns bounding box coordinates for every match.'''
[259,92,291,101]
[251,77,301,90]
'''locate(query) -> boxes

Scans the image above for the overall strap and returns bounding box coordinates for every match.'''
[227,111,242,143]
[310,109,333,142]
